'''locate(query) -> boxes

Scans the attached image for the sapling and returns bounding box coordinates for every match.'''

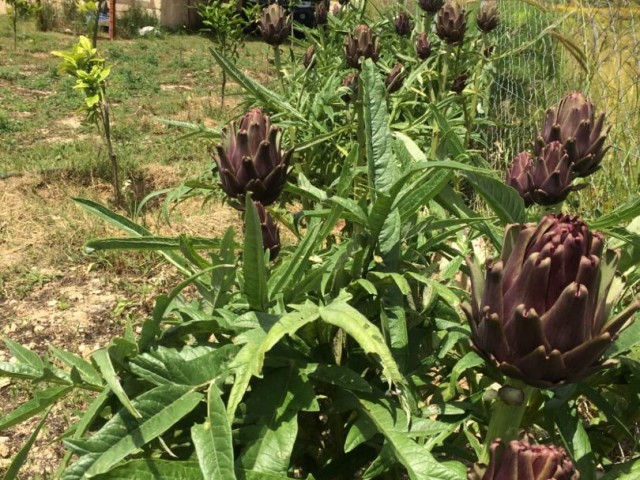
[6,0,37,50]
[198,0,251,106]
[52,36,122,205]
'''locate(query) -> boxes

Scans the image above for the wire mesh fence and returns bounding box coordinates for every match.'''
[487,0,640,212]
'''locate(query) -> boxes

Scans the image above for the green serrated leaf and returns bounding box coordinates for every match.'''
[362,59,398,195]
[243,196,269,310]
[92,349,141,419]
[4,407,52,480]
[192,384,235,480]
[91,460,203,479]
[464,173,526,224]
[0,385,72,430]
[63,385,203,479]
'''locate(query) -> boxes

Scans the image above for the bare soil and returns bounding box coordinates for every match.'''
[0,165,242,478]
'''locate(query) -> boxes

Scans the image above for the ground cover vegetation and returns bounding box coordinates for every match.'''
[1,0,640,479]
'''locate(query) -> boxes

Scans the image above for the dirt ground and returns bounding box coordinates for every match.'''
[0,165,242,478]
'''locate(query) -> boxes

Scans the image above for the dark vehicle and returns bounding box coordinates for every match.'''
[240,0,328,28]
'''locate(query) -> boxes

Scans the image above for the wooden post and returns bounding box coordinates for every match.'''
[109,0,116,40]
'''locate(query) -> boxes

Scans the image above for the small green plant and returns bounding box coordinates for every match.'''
[52,35,122,204]
[76,0,105,47]
[6,0,38,49]
[198,0,251,105]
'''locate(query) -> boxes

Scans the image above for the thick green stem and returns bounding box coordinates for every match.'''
[481,380,534,463]
[439,43,453,99]
[355,74,367,190]
[273,46,285,93]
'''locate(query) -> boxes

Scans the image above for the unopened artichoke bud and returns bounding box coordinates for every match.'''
[255,201,281,260]
[507,142,585,207]
[315,2,328,25]
[418,0,444,14]
[340,72,358,103]
[303,45,316,69]
[214,108,294,207]
[259,4,291,46]
[462,213,640,387]
[344,24,381,69]
[450,73,468,93]
[468,440,579,480]
[435,1,466,45]
[476,1,499,33]
[385,63,405,94]
[415,32,432,60]
[506,151,534,204]
[395,11,413,37]
[535,92,609,178]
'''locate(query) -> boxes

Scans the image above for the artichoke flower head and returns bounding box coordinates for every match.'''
[214,108,293,208]
[415,32,432,60]
[476,1,499,33]
[507,142,587,207]
[259,3,291,46]
[395,11,413,37]
[469,440,579,480]
[536,92,609,178]
[435,0,467,45]
[463,214,640,387]
[344,24,380,69]
[418,0,444,14]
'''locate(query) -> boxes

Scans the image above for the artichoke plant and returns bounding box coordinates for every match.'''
[415,32,432,60]
[418,0,444,14]
[315,2,328,25]
[214,108,294,207]
[394,12,413,37]
[506,142,586,207]
[476,1,499,33]
[259,4,291,46]
[385,64,405,93]
[535,92,609,178]
[344,24,381,69]
[469,440,579,480]
[463,214,640,387]
[341,72,358,103]
[303,45,316,69]
[255,201,281,260]
[450,73,468,93]
[435,1,466,45]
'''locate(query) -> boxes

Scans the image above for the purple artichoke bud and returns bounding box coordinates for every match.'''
[315,2,328,25]
[344,24,381,70]
[535,92,609,178]
[214,108,294,207]
[394,12,413,37]
[340,71,358,103]
[418,0,444,14]
[415,32,432,60]
[385,63,405,94]
[507,143,586,207]
[259,4,291,46]
[462,214,640,387]
[506,151,535,205]
[255,201,281,260]
[303,45,316,69]
[435,1,467,46]
[450,73,468,93]
[476,1,499,33]
[468,440,579,480]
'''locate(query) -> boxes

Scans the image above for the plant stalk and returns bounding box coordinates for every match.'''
[273,45,285,93]
[481,380,534,463]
